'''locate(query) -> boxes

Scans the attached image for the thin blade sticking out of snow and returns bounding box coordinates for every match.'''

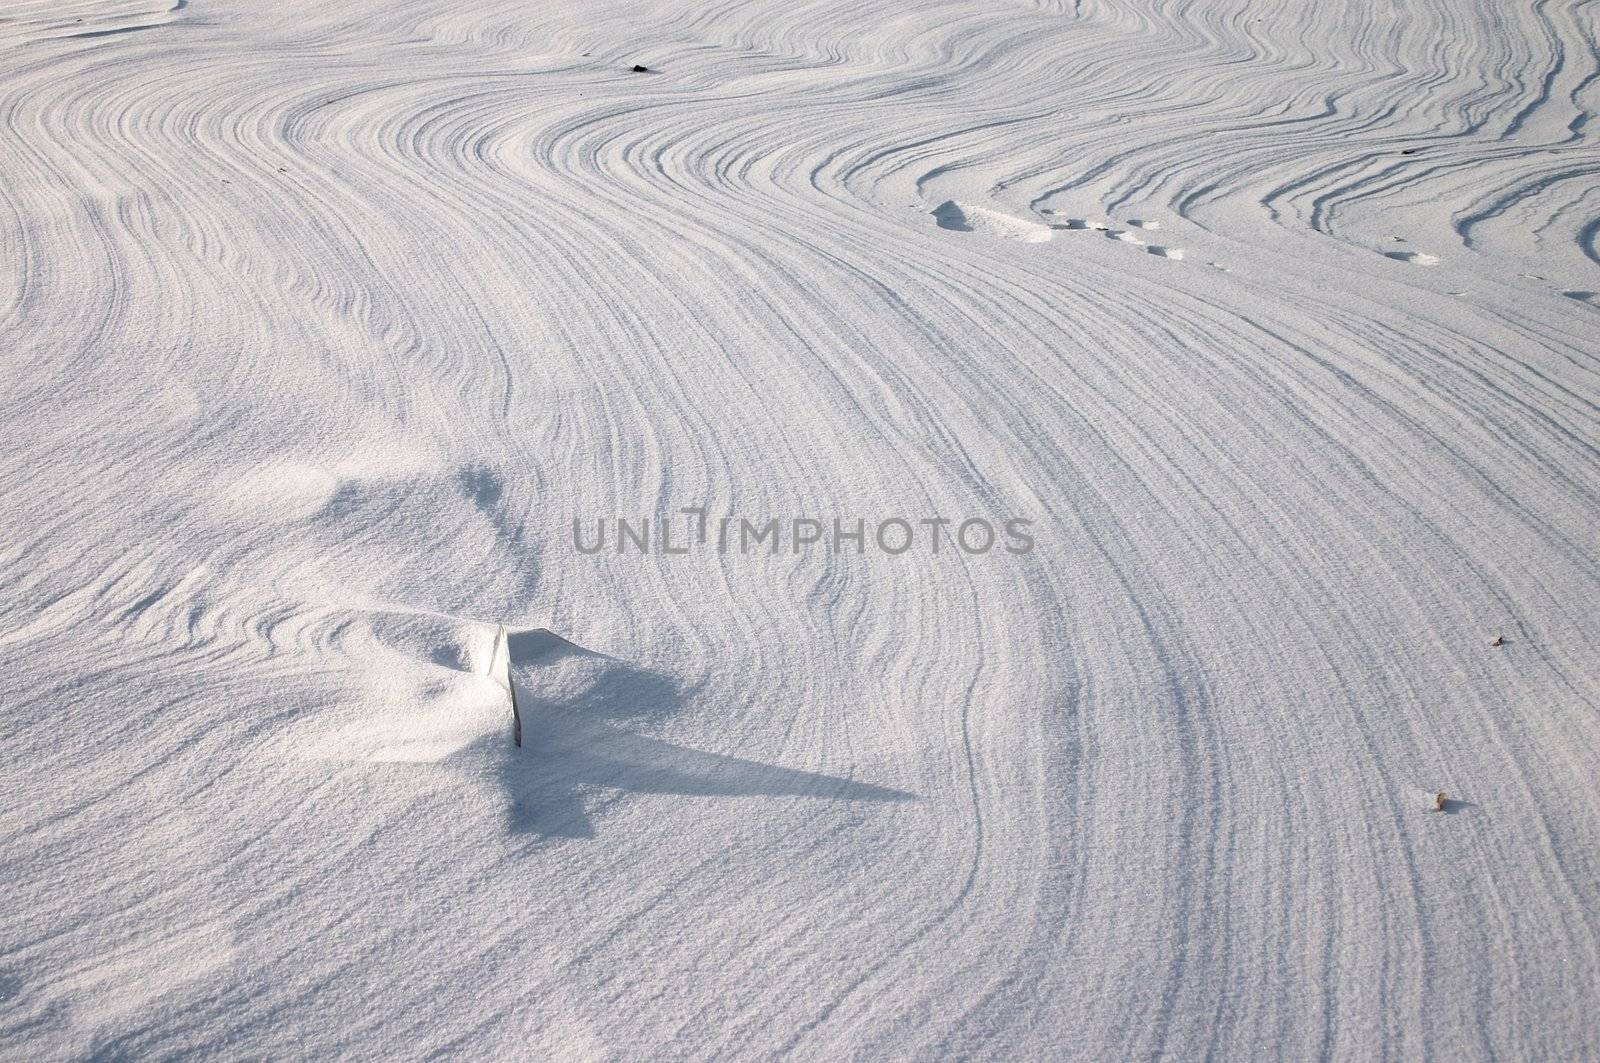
[488,624,520,747]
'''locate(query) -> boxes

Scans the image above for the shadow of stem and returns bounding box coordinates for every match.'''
[486,629,917,838]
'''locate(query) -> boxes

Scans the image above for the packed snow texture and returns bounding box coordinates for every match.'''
[2,0,1598,1057]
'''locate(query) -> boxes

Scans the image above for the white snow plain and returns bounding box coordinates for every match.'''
[3,0,1599,1058]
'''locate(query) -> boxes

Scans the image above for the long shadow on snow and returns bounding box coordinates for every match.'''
[489,628,915,838]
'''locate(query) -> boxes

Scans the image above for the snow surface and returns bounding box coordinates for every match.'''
[3,0,1599,1057]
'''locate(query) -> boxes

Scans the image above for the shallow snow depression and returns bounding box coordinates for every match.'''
[2,0,1598,1057]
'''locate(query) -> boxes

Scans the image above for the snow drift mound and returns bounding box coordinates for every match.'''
[931,200,1053,243]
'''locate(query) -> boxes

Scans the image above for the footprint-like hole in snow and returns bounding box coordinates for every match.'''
[1052,217,1112,231]
[361,609,496,675]
[932,201,1053,243]
[1108,230,1145,245]
[1147,246,1184,259]
[1127,218,1160,229]
[1383,250,1440,266]
[1561,290,1598,306]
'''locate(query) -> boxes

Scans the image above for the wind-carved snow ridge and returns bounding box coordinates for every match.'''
[2,0,1598,1057]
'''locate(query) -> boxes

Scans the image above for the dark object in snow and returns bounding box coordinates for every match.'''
[1490,634,1505,646]
[1400,148,1418,155]
[631,64,650,72]
[1428,791,1448,812]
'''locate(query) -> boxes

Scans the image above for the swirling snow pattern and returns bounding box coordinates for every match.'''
[2,0,1597,1057]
